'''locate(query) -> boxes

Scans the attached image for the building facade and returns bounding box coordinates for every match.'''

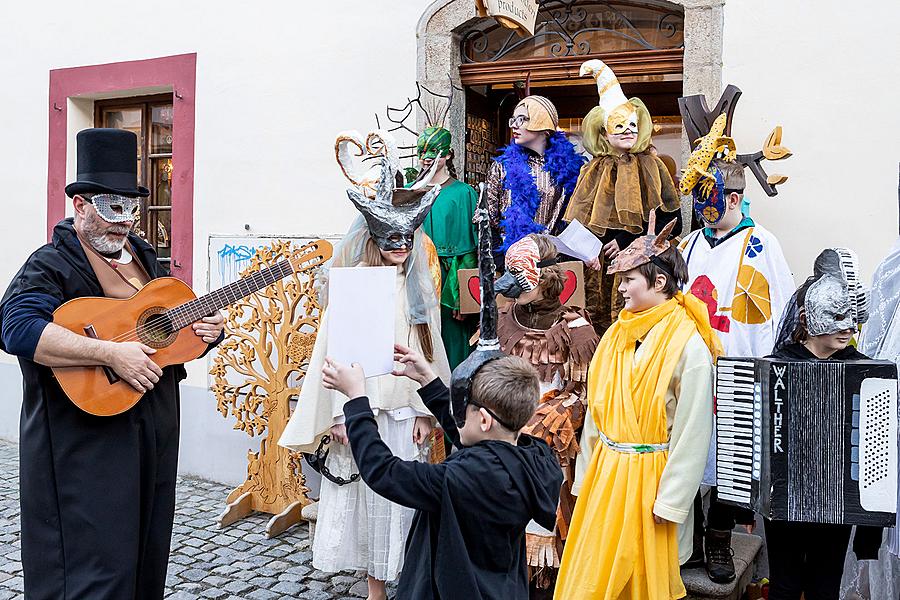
[0,0,897,485]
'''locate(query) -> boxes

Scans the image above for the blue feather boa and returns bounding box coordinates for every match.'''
[496,131,585,250]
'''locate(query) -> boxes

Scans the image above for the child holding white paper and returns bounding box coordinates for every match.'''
[279,160,451,600]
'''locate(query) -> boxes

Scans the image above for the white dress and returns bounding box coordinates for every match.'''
[313,409,425,580]
[279,269,451,581]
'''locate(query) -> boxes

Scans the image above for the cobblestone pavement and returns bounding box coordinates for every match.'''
[0,440,388,599]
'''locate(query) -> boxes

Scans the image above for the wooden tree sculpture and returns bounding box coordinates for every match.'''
[210,239,327,538]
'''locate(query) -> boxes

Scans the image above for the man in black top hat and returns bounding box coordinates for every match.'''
[0,128,225,599]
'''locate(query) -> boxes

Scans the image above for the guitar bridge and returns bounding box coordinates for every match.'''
[84,325,121,385]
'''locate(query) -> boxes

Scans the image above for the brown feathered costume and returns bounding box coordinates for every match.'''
[564,60,682,334]
[494,235,600,590]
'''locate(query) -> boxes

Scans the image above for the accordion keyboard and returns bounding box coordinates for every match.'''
[715,359,759,504]
[836,247,869,320]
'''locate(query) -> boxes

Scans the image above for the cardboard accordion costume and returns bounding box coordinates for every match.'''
[715,248,897,525]
[492,234,600,587]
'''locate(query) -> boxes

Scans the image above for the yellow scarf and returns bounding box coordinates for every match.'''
[555,293,722,600]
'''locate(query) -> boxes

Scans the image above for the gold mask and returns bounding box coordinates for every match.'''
[606,102,638,135]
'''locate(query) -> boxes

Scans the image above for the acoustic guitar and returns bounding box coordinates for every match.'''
[52,239,333,417]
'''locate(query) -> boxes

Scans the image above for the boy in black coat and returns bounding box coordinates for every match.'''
[321,345,563,600]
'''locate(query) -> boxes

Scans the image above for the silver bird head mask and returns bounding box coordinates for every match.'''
[804,247,870,336]
[346,159,440,251]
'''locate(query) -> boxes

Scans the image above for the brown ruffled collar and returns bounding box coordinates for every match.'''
[498,303,600,384]
[513,296,565,330]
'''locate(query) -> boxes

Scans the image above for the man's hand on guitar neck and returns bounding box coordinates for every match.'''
[191,312,225,344]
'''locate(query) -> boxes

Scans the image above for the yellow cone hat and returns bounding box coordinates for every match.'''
[580,59,637,135]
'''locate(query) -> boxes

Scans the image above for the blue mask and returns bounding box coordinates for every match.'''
[692,166,727,226]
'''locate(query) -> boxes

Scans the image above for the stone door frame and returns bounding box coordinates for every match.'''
[416,0,725,174]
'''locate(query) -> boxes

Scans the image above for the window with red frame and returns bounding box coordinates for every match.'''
[95,94,174,268]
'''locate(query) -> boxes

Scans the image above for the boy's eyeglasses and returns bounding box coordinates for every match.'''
[508,115,530,129]
[470,401,517,431]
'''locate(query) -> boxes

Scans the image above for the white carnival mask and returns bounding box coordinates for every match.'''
[87,194,141,224]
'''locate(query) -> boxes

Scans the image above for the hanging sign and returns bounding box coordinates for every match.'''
[475,0,540,37]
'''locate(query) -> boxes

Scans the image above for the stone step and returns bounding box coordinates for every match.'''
[682,532,763,600]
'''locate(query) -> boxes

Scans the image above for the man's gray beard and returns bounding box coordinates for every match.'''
[86,231,127,254]
[83,213,129,254]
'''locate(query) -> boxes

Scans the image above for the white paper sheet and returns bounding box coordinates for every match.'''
[327,266,396,377]
[552,219,602,263]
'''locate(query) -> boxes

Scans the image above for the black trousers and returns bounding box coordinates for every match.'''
[20,370,181,600]
[694,487,755,532]
[763,519,851,600]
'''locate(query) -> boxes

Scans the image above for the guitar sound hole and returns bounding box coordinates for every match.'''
[137,307,178,349]
[145,313,173,341]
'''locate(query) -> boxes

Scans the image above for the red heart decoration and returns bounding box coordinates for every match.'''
[468,276,482,305]
[559,270,577,304]
[469,271,578,305]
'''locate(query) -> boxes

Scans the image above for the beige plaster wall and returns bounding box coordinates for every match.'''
[720,0,899,284]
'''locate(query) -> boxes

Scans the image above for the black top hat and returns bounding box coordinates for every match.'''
[64,128,150,198]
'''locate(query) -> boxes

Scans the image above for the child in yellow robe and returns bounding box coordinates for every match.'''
[555,212,722,600]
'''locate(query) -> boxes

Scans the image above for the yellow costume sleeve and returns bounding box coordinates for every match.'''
[421,233,442,297]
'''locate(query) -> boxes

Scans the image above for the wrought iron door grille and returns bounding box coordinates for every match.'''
[461,0,684,63]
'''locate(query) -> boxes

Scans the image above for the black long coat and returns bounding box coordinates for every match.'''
[0,218,192,599]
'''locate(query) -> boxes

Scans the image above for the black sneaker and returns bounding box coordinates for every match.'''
[705,528,736,583]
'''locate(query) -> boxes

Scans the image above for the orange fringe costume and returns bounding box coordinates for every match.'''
[497,300,600,589]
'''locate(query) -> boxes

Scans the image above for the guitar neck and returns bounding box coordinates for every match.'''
[168,259,294,330]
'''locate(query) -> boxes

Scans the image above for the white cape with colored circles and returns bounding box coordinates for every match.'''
[678,223,796,484]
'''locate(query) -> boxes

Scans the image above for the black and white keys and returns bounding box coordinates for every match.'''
[715,358,759,506]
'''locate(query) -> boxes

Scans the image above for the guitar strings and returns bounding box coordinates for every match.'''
[94,249,323,345]
[103,265,287,343]
[106,246,324,344]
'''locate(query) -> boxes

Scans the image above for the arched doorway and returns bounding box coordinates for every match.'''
[459,1,684,186]
[417,0,725,187]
